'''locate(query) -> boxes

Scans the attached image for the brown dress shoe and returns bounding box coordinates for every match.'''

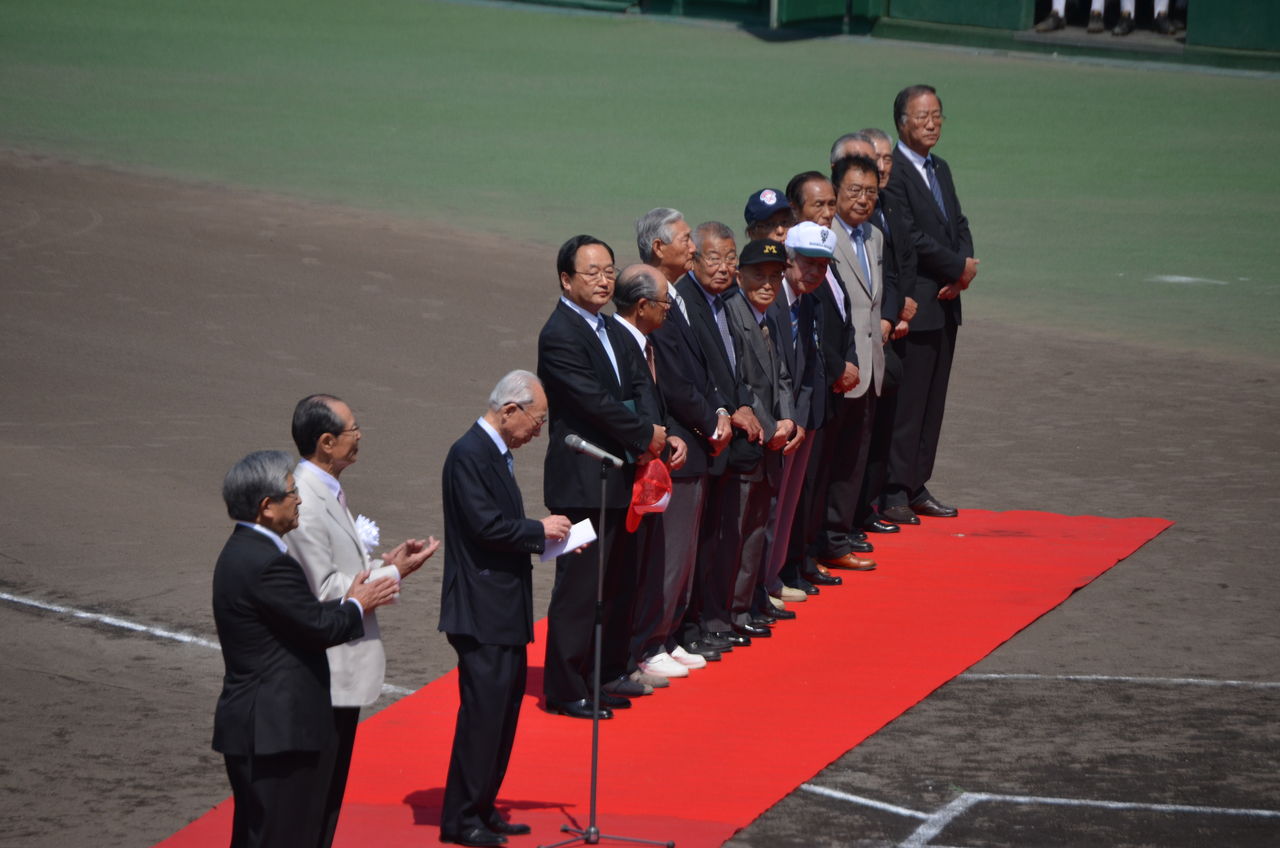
[881,505,921,525]
[819,552,877,571]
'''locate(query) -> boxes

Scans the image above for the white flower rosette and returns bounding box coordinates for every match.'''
[354,514,381,555]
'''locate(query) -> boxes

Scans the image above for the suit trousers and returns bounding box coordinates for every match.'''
[623,511,666,664]
[731,467,776,627]
[317,706,360,848]
[224,749,329,848]
[659,475,707,654]
[855,383,898,528]
[691,470,744,637]
[763,434,817,594]
[441,634,526,837]
[543,507,628,702]
[884,322,957,507]
[816,392,878,558]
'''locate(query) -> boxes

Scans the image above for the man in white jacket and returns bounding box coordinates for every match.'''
[288,393,439,848]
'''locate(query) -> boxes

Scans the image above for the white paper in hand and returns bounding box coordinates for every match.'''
[540,519,597,562]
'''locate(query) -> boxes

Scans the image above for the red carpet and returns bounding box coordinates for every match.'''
[158,510,1170,847]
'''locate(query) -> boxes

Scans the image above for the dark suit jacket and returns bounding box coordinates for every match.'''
[439,422,546,646]
[211,524,364,757]
[872,198,916,325]
[538,300,658,510]
[650,290,728,478]
[810,268,855,421]
[675,273,761,472]
[766,294,822,430]
[727,293,795,483]
[884,146,973,331]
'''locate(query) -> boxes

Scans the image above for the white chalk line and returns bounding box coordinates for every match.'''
[801,784,1280,848]
[959,672,1280,690]
[898,792,1280,848]
[0,590,417,698]
[798,784,929,819]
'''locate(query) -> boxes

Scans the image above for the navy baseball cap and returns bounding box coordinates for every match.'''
[744,188,789,226]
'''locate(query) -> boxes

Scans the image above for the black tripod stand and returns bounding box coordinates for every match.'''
[540,459,674,848]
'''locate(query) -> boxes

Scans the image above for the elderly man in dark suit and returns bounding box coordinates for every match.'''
[724,238,802,634]
[882,84,978,524]
[438,371,572,848]
[638,208,733,674]
[212,450,398,848]
[538,235,666,719]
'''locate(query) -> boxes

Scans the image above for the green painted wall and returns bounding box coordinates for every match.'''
[1187,0,1280,51]
[885,0,1034,31]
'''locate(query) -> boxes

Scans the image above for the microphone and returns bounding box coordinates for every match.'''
[564,434,623,468]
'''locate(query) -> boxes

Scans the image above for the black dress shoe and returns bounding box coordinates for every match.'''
[734,622,771,637]
[683,640,725,659]
[545,699,612,720]
[768,606,797,620]
[487,818,532,836]
[848,538,874,553]
[881,505,920,525]
[911,496,958,518]
[441,825,507,846]
[599,693,631,709]
[750,614,777,626]
[708,630,751,647]
[865,519,900,534]
[806,570,843,586]
[699,632,735,651]
[852,529,868,541]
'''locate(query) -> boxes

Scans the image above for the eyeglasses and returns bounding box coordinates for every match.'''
[696,254,737,270]
[840,186,879,200]
[645,297,674,310]
[574,266,618,282]
[515,404,546,430]
[273,486,299,501]
[908,111,944,125]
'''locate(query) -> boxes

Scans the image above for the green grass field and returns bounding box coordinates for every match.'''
[3,0,1278,360]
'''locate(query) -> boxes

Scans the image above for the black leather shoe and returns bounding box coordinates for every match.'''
[734,622,770,637]
[848,538,874,553]
[865,518,900,534]
[683,640,726,659]
[806,570,843,586]
[750,614,777,626]
[881,505,920,525]
[911,496,958,518]
[546,699,612,720]
[599,693,631,709]
[441,825,506,846]
[768,606,797,620]
[852,529,868,541]
[487,818,532,836]
[708,630,751,647]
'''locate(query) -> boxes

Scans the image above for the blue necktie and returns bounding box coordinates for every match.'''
[503,451,514,477]
[924,157,948,221]
[852,224,873,292]
[789,299,800,341]
[595,315,621,383]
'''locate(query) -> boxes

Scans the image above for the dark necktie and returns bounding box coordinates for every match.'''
[790,300,800,341]
[924,157,949,221]
[644,339,657,384]
[713,294,737,370]
[875,206,889,237]
[503,451,514,477]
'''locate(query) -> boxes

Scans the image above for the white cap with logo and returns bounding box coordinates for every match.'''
[784,221,836,259]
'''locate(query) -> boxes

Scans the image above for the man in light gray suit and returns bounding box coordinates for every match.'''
[288,394,440,848]
[725,239,804,633]
[813,154,891,573]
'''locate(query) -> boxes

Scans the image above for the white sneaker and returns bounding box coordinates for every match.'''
[776,586,807,603]
[670,645,708,669]
[640,651,690,678]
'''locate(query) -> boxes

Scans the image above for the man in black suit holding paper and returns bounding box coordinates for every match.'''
[211,450,399,848]
[438,371,573,847]
[881,84,978,523]
[538,235,666,720]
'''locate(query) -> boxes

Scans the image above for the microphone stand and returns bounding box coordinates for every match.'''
[540,458,674,848]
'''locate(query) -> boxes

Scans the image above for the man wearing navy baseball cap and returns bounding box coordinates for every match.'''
[743,188,795,245]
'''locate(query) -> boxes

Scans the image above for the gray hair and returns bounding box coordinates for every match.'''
[635,208,685,263]
[488,369,540,411]
[692,220,734,253]
[613,266,662,314]
[222,449,295,522]
[858,127,892,147]
[830,131,876,164]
